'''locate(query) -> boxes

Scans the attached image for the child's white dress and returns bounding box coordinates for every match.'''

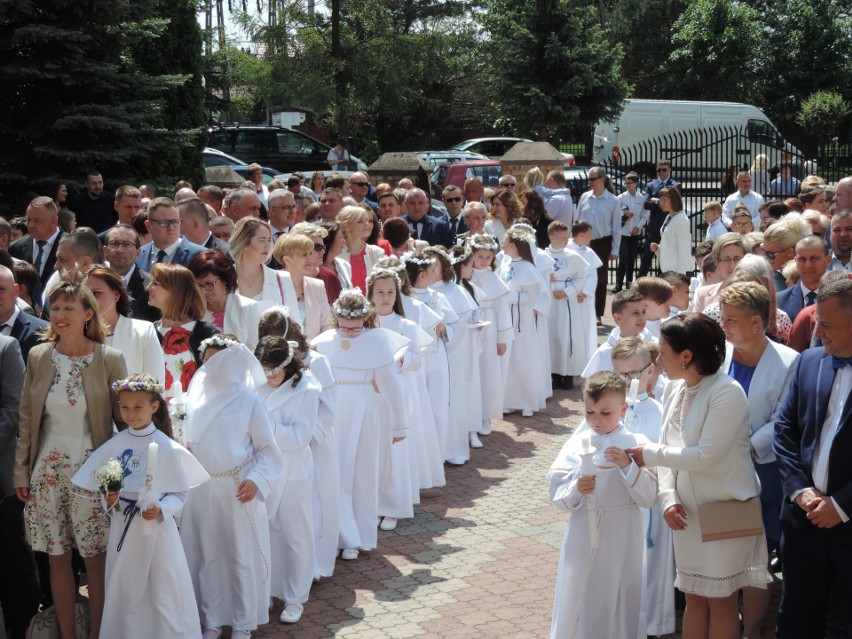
[73,425,209,639]
[547,424,657,639]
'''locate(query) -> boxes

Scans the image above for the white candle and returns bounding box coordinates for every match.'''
[623,378,640,431]
[142,441,158,536]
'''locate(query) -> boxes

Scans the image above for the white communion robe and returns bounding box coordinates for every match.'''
[533,248,555,407]
[568,239,602,345]
[377,312,434,518]
[72,425,209,639]
[302,349,341,579]
[545,246,592,377]
[581,326,655,379]
[401,295,446,492]
[498,258,544,413]
[547,424,657,639]
[311,327,410,551]
[180,345,283,632]
[257,371,320,606]
[471,267,514,434]
[433,280,484,465]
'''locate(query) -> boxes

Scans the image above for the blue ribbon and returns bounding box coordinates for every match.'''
[117,497,140,552]
[646,509,654,549]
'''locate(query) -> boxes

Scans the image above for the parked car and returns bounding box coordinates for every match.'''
[231,165,279,185]
[415,150,488,169]
[206,125,368,174]
[202,147,247,167]
[430,160,503,200]
[450,137,532,160]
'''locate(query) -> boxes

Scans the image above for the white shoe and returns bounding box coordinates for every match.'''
[280,603,304,624]
[341,548,359,560]
[232,631,251,639]
[379,517,398,531]
[202,630,222,639]
[469,433,483,448]
[478,421,492,436]
[522,409,533,417]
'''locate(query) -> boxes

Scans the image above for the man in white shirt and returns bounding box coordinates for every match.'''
[722,171,764,225]
[8,196,64,290]
[613,172,646,292]
[535,170,574,225]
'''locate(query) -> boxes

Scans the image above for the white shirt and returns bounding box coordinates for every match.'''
[32,227,61,277]
[829,254,851,272]
[149,238,183,269]
[812,365,852,521]
[122,264,137,286]
[799,282,818,307]
[616,189,647,236]
[705,218,727,242]
[0,305,20,335]
[722,190,765,225]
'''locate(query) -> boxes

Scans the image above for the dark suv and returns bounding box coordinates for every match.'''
[206,125,367,173]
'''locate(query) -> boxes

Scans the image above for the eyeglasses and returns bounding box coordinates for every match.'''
[718,255,744,264]
[759,244,781,260]
[106,240,136,249]
[351,181,370,187]
[150,219,181,228]
[444,197,462,202]
[338,326,364,335]
[198,281,218,291]
[656,167,670,173]
[732,221,753,229]
[314,243,326,253]
[270,205,297,211]
[617,361,652,380]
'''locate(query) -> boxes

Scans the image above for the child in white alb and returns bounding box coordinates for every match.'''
[582,289,654,378]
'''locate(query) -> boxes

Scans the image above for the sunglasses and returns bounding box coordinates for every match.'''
[759,244,780,260]
[314,243,326,253]
[351,181,370,187]
[657,167,670,173]
[589,176,602,182]
[444,197,462,202]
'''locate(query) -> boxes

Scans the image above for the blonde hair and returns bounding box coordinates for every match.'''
[781,259,799,286]
[611,336,651,366]
[742,231,764,254]
[336,205,370,244]
[43,270,106,343]
[750,154,769,172]
[290,222,327,239]
[150,263,206,322]
[719,281,770,329]
[762,213,811,250]
[711,232,746,263]
[800,175,826,189]
[523,167,544,188]
[273,233,314,266]
[229,217,271,264]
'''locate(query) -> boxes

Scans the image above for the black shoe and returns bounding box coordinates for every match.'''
[611,286,623,294]
[561,376,574,390]
[551,374,562,391]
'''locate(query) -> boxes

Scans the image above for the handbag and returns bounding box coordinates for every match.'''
[696,496,764,542]
[26,601,90,639]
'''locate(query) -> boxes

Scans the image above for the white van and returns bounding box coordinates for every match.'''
[592,99,800,177]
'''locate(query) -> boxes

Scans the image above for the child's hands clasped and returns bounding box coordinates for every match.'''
[236,479,258,503]
[578,475,596,494]
[141,506,162,520]
[604,446,631,469]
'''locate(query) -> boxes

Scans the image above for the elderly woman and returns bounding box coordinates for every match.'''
[693,233,747,312]
[336,205,387,293]
[230,216,299,312]
[650,187,693,275]
[85,266,164,382]
[628,313,771,639]
[484,189,523,246]
[146,263,219,396]
[273,233,333,339]
[189,249,260,350]
[718,281,799,637]
[14,271,127,639]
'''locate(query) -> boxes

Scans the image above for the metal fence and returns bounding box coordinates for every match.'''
[564,125,852,284]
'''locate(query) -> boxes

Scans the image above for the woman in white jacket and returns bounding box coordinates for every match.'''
[651,187,693,275]
[337,206,388,293]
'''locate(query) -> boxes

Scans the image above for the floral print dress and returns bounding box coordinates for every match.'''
[159,322,198,398]
[25,351,109,557]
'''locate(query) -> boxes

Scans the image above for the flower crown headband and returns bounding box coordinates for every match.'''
[505,228,535,245]
[367,267,402,289]
[400,251,436,266]
[379,261,407,274]
[333,289,372,318]
[199,334,240,354]
[263,340,301,377]
[468,233,499,251]
[450,246,472,265]
[112,377,164,394]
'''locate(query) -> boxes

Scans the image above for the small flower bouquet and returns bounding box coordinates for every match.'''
[93,458,124,510]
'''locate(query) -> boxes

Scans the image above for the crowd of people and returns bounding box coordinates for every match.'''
[0,158,849,639]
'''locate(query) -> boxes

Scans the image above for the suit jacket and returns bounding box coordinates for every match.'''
[9,231,65,288]
[775,348,852,533]
[724,341,799,463]
[777,285,808,324]
[303,278,333,340]
[135,237,206,272]
[643,178,681,241]
[445,215,469,244]
[13,342,127,488]
[402,214,454,247]
[204,233,231,255]
[126,265,158,322]
[0,336,25,499]
[9,310,48,363]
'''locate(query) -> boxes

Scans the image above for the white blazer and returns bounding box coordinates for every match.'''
[333,257,354,290]
[204,293,261,351]
[723,341,799,464]
[658,211,693,275]
[109,314,165,384]
[242,264,300,316]
[339,244,387,286]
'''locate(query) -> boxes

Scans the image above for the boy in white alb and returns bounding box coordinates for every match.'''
[582,289,653,378]
[545,220,591,391]
[568,220,602,334]
[547,372,657,639]
[633,276,673,340]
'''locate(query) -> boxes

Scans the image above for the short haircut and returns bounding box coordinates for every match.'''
[198,184,224,201]
[325,175,348,191]
[736,171,750,181]
[695,241,714,260]
[377,191,400,205]
[546,170,566,186]
[290,221,327,239]
[0,218,11,241]
[548,220,569,235]
[381,217,413,248]
[659,312,726,376]
[711,233,745,263]
[115,185,141,202]
[131,211,148,237]
[149,263,206,321]
[209,216,234,231]
[321,187,343,200]
[766,202,790,220]
[226,188,256,211]
[781,260,798,285]
[659,187,682,212]
[10,217,28,235]
[572,220,592,236]
[634,276,674,304]
[816,278,852,313]
[703,201,723,216]
[795,234,830,256]
[267,188,294,206]
[247,163,262,174]
[656,159,671,168]
[178,197,210,223]
[12,260,38,296]
[611,289,644,315]
[442,185,462,198]
[719,281,771,329]
[188,249,238,294]
[660,271,690,290]
[147,196,177,218]
[28,195,58,216]
[611,336,652,366]
[59,232,104,263]
[583,371,627,403]
[287,176,301,188]
[273,232,314,265]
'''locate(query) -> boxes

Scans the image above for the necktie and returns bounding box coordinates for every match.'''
[449,218,458,236]
[155,249,167,266]
[832,356,852,370]
[806,290,817,307]
[412,220,422,239]
[33,240,47,274]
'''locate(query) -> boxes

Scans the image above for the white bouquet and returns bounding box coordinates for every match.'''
[93,458,124,510]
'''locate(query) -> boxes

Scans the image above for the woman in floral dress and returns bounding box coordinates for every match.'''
[146,264,220,398]
[13,271,127,639]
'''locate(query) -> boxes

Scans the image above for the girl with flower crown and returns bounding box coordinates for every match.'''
[310,290,410,560]
[367,268,434,530]
[179,335,283,639]
[498,228,546,417]
[254,336,320,625]
[468,234,514,435]
[72,374,209,639]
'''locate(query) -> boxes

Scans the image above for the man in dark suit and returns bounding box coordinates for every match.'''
[777,235,831,323]
[0,264,47,363]
[638,159,680,277]
[774,278,852,638]
[103,224,158,321]
[8,196,64,290]
[177,197,230,255]
[403,188,453,247]
[442,185,469,244]
[135,197,205,272]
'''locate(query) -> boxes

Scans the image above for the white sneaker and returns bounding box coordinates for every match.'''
[280,603,304,624]
[521,409,533,417]
[202,629,222,639]
[478,421,492,436]
[341,548,359,560]
[469,433,483,448]
[379,517,398,531]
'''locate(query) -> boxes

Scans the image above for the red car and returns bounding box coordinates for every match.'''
[430,160,503,199]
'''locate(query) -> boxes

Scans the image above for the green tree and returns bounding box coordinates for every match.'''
[482,0,629,141]
[797,91,850,140]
